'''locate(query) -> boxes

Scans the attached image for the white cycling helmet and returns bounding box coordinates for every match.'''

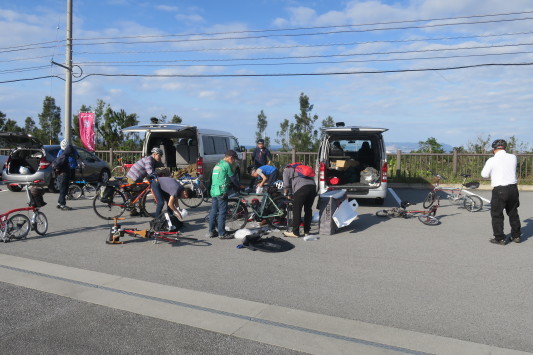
[60,139,68,150]
[274,180,284,189]
[151,147,164,156]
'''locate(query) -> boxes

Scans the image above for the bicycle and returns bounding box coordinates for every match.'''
[67,167,97,200]
[224,190,289,232]
[111,156,133,178]
[176,173,207,208]
[93,178,157,220]
[423,173,482,212]
[106,217,197,244]
[376,198,440,225]
[1,182,49,242]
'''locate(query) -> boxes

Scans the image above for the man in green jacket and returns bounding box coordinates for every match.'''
[207,150,241,239]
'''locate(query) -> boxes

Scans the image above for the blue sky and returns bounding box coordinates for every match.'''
[0,0,532,148]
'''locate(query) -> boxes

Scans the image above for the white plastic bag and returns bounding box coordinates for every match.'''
[332,199,359,228]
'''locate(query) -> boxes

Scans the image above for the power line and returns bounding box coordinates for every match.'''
[72,9,533,41]
[72,31,533,56]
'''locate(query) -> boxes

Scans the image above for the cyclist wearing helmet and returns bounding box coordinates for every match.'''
[126,147,164,216]
[251,139,272,169]
[54,139,80,211]
[481,139,522,245]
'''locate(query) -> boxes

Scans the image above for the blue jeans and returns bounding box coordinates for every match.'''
[151,179,166,217]
[209,196,228,236]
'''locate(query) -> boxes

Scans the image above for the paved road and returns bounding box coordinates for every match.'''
[1,187,532,354]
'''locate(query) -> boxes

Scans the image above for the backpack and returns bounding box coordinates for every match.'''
[150,212,183,232]
[51,153,69,172]
[286,162,315,178]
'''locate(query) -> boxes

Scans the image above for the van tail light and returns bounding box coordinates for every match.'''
[381,162,388,183]
[38,157,51,170]
[196,156,203,176]
[319,162,326,182]
[3,156,9,170]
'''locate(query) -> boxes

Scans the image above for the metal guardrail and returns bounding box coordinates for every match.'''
[2,147,532,182]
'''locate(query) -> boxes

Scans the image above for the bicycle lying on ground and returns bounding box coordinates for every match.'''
[93,178,157,220]
[1,182,48,242]
[423,173,482,212]
[376,198,441,225]
[106,217,197,244]
[224,190,289,232]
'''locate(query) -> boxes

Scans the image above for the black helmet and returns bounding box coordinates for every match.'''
[247,165,255,174]
[491,139,507,150]
[257,139,265,144]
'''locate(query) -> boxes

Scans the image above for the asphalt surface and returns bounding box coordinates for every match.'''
[1,185,532,354]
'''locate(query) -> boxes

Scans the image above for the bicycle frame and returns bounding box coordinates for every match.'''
[240,192,285,219]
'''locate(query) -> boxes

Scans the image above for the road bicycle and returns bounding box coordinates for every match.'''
[224,190,289,232]
[93,178,157,220]
[176,173,207,208]
[376,198,440,225]
[423,173,482,212]
[1,182,48,242]
[106,217,197,245]
[111,156,133,177]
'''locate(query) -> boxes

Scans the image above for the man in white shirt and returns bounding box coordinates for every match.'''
[481,139,522,245]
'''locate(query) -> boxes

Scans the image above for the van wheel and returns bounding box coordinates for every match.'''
[7,184,23,192]
[374,198,384,205]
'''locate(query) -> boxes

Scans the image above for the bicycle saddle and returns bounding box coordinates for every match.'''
[400,201,413,209]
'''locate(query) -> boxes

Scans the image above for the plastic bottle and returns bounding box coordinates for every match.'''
[303,235,319,241]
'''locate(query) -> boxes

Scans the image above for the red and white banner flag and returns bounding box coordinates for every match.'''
[79,112,95,152]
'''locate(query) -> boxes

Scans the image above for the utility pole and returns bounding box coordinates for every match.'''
[64,0,73,143]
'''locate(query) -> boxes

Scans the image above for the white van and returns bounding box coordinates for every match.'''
[316,124,389,205]
[122,124,244,187]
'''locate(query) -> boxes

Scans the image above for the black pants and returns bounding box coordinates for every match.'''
[291,184,317,236]
[57,168,74,206]
[490,184,521,241]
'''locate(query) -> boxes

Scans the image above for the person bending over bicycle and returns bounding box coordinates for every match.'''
[250,165,278,192]
[155,176,189,219]
[282,163,317,238]
[126,147,165,216]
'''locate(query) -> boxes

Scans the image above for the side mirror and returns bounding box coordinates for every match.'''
[239,145,246,152]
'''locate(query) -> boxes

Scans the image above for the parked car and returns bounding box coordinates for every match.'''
[316,123,389,205]
[122,123,244,188]
[1,133,111,192]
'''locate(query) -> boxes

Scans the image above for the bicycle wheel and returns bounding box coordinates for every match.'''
[32,211,48,235]
[423,191,435,209]
[83,184,97,199]
[68,184,83,200]
[225,199,248,232]
[111,166,127,178]
[463,195,483,212]
[93,187,126,220]
[140,191,158,218]
[180,183,204,208]
[267,196,291,230]
[6,214,31,240]
[418,214,440,225]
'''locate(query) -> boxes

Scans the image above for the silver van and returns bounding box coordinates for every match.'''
[122,124,244,187]
[316,124,389,204]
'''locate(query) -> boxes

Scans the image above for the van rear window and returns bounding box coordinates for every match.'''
[202,136,229,155]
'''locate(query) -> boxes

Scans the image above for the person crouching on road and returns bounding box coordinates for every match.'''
[481,139,522,245]
[282,164,317,238]
[126,147,164,216]
[207,150,241,240]
[155,176,189,219]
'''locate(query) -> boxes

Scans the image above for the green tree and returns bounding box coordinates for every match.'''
[465,134,491,153]
[37,96,61,144]
[171,114,183,124]
[319,115,335,141]
[100,108,140,149]
[0,111,6,131]
[24,117,36,134]
[289,93,319,152]
[416,137,444,153]
[275,118,290,151]
[0,111,23,133]
[255,110,270,147]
